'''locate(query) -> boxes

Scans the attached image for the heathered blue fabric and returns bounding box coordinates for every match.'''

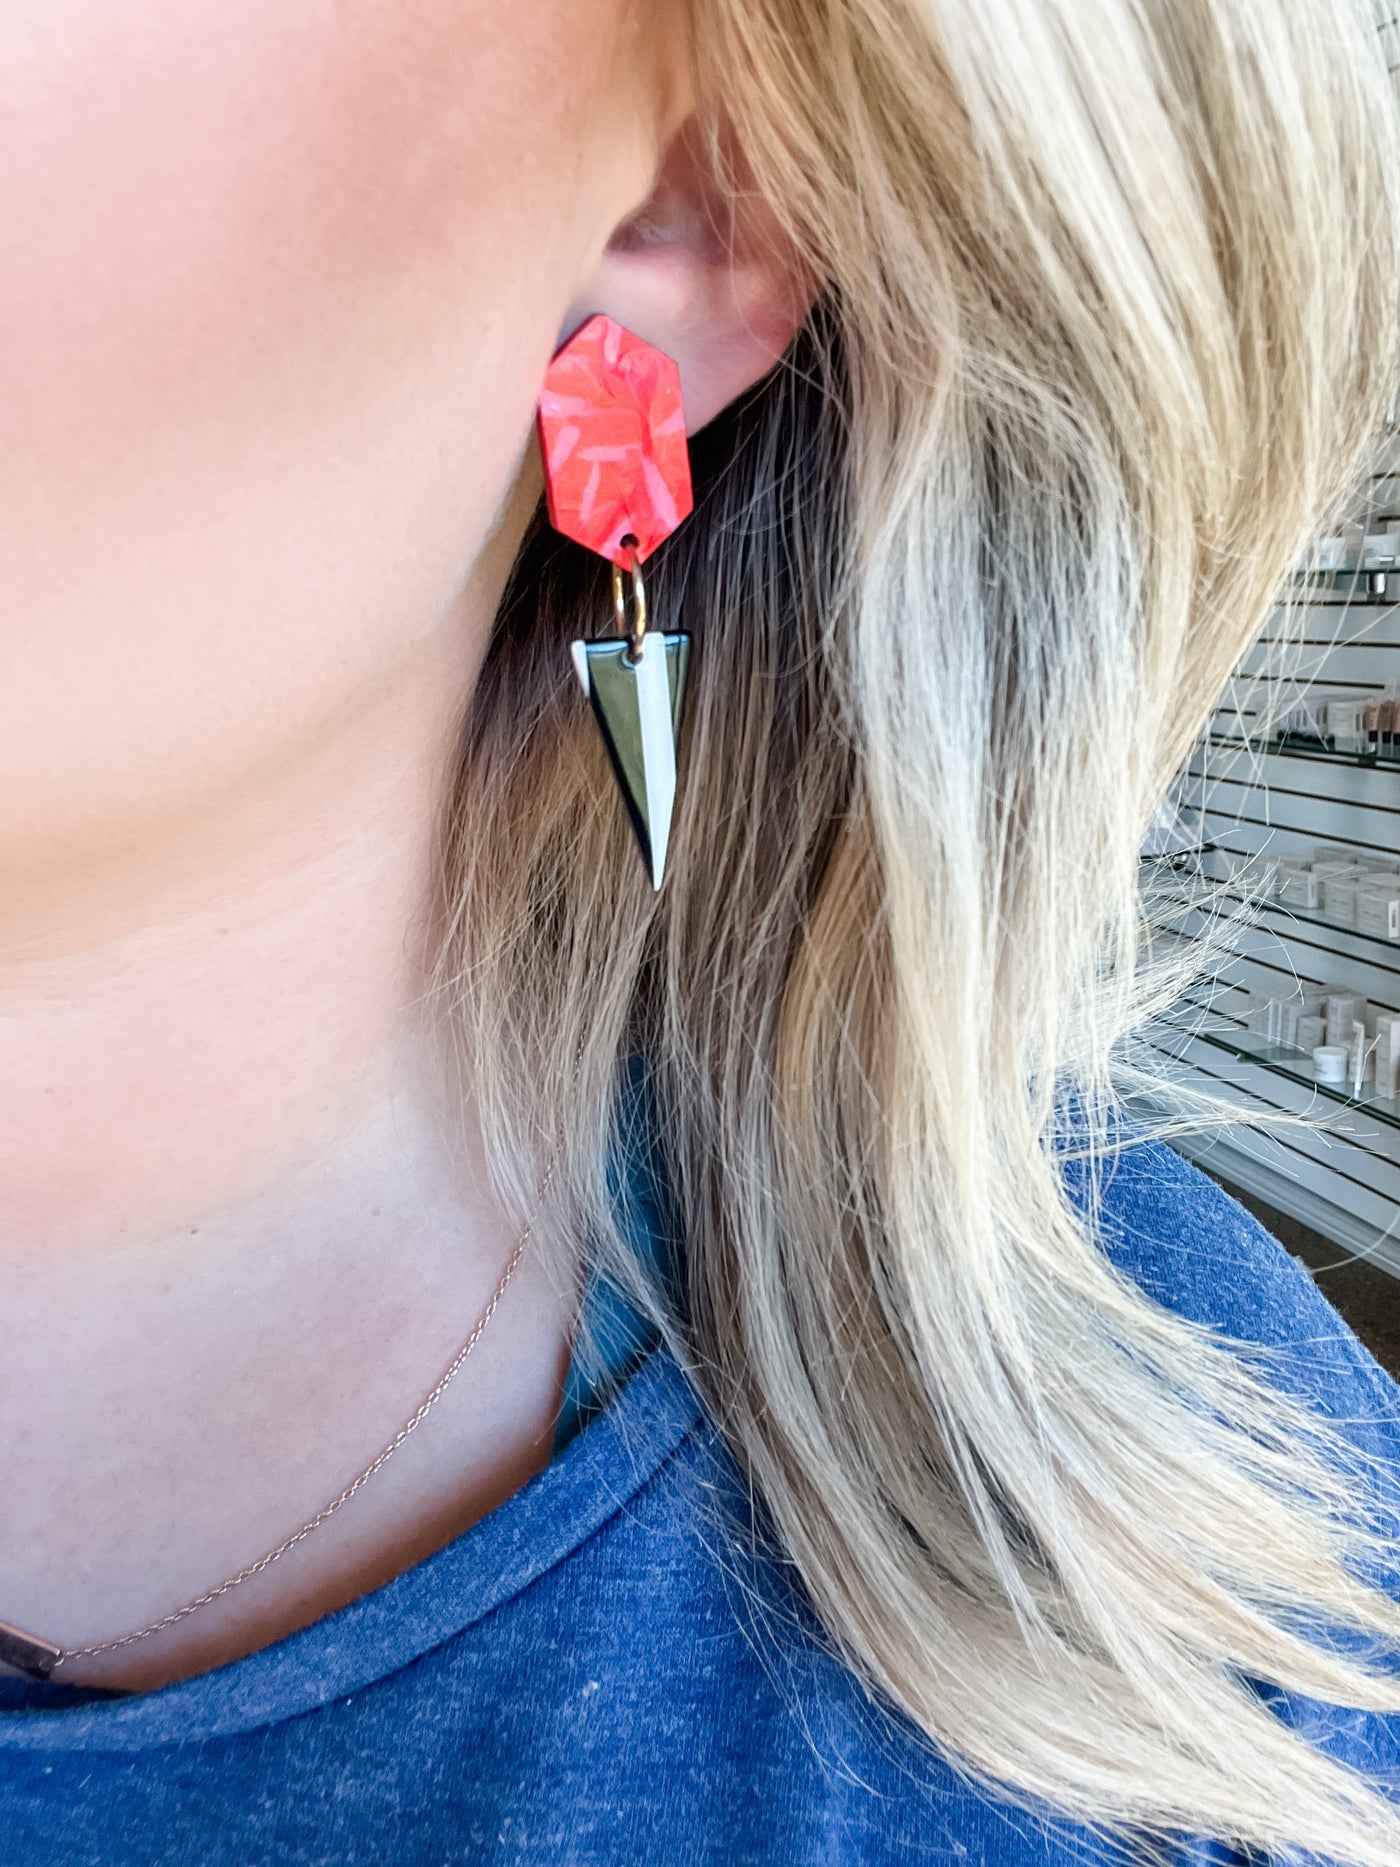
[2,1120,1400,1865]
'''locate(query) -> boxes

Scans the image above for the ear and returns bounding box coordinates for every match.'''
[559,117,820,435]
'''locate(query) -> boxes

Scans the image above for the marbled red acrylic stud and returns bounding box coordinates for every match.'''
[537,314,693,568]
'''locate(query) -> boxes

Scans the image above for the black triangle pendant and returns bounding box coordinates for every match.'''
[571,632,690,890]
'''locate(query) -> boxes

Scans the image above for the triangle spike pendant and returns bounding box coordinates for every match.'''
[572,632,690,890]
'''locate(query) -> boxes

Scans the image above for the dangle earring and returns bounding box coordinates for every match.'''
[537,314,694,892]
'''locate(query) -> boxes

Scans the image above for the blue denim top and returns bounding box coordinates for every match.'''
[1,1086,1398,1866]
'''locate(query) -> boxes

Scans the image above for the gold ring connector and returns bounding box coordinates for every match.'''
[611,536,647,661]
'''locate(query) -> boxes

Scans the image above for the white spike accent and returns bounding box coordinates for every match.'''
[634,633,677,891]
[570,640,591,695]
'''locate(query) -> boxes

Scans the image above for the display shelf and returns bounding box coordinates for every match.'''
[1143,866,1400,954]
[1243,892,1400,952]
[1164,460,1400,1269]
[1184,1022,1400,1131]
[1139,843,1219,867]
[1206,730,1400,771]
[1287,568,1400,605]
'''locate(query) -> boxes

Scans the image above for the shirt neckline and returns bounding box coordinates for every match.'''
[0,1343,702,1752]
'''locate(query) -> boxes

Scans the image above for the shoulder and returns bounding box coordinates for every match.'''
[1062,1122,1400,1445]
[570,1109,1400,1861]
[550,1354,1107,1866]
[1058,1121,1400,1794]
[623,1125,1400,1856]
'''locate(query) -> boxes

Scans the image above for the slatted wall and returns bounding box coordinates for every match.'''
[1158,444,1400,1275]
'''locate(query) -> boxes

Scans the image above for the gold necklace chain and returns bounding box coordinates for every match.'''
[0,1114,572,1686]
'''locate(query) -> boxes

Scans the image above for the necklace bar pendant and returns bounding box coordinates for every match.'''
[0,1619,61,1681]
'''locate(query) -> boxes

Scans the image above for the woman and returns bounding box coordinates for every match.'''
[2,0,1399,1860]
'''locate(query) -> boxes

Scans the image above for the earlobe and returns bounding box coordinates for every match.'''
[562,117,820,436]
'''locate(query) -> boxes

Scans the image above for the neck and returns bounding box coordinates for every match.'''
[0,469,591,1695]
[1,595,485,1271]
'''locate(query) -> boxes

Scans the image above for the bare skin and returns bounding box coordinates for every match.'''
[0,0,803,1693]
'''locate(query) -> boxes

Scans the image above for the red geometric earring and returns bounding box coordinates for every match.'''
[537,314,695,891]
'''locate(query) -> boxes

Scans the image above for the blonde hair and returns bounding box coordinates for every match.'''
[433,1,1400,1859]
